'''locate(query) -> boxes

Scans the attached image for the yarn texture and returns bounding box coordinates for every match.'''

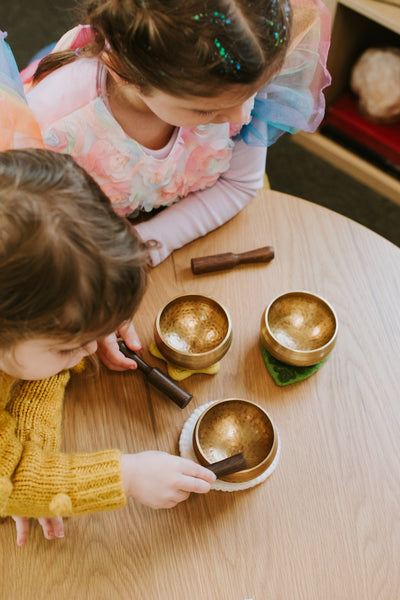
[0,368,126,518]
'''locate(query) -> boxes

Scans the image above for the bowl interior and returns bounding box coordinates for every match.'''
[158,295,230,355]
[267,292,336,352]
[195,399,274,469]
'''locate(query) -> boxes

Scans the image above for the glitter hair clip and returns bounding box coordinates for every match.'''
[214,38,241,71]
[266,0,290,46]
[192,11,231,25]
[268,21,288,46]
[191,11,241,73]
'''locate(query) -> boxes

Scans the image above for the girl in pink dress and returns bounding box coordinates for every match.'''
[24,0,331,269]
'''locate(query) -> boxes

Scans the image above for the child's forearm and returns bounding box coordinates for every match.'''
[1,366,126,519]
[0,423,126,518]
[134,141,267,266]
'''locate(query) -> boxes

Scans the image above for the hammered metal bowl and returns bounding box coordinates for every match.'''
[193,399,277,482]
[260,290,338,367]
[154,294,232,369]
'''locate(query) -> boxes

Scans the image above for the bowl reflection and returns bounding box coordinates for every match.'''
[193,399,277,482]
[154,294,232,369]
[260,290,338,366]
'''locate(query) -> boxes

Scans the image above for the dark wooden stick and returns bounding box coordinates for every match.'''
[191,246,274,274]
[118,341,192,409]
[207,453,247,478]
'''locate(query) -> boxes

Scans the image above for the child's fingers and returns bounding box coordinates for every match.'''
[51,516,64,539]
[181,458,216,484]
[38,517,64,540]
[177,458,217,494]
[12,516,30,547]
[97,333,137,371]
[118,320,142,351]
[164,490,191,508]
[180,475,214,494]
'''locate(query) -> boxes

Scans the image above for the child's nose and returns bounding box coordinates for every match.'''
[217,102,250,125]
[226,104,247,124]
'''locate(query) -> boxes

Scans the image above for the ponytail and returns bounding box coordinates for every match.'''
[33,50,78,84]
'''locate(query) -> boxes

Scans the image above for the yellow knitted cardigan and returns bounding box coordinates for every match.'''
[0,367,126,518]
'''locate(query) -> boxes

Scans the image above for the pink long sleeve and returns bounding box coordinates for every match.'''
[134,139,267,266]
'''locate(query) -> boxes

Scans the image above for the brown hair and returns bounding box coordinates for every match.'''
[0,149,149,348]
[33,0,292,97]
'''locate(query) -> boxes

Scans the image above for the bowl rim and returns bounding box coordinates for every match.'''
[193,397,277,480]
[155,293,232,358]
[262,290,338,355]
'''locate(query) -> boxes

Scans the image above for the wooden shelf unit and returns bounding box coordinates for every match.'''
[341,0,400,32]
[294,0,400,205]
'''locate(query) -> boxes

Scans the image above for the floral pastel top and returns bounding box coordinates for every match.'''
[28,59,253,217]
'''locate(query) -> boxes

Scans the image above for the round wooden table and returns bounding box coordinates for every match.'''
[2,191,399,600]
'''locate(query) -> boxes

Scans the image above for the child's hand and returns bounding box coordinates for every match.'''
[121,452,216,509]
[97,320,142,371]
[12,516,64,546]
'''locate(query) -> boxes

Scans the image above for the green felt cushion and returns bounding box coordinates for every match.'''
[261,343,328,386]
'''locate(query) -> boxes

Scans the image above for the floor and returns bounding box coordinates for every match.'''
[1,1,399,247]
[267,135,400,247]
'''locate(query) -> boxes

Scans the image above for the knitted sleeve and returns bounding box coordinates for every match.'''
[6,362,85,452]
[0,371,126,518]
[6,371,70,452]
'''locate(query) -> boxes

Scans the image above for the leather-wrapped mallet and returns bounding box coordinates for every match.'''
[207,453,247,478]
[118,341,192,409]
[191,246,274,275]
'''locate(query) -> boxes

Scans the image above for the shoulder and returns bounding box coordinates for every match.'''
[27,58,99,130]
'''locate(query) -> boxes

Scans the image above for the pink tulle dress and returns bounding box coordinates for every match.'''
[0,32,43,150]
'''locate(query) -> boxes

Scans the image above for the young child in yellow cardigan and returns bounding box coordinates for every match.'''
[0,148,215,546]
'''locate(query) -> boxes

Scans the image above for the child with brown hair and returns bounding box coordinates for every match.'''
[0,148,215,546]
[25,0,330,269]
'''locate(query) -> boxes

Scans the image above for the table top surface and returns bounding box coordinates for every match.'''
[2,190,399,600]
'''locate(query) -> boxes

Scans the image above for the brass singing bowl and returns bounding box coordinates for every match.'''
[260,290,338,367]
[154,294,232,369]
[193,399,277,483]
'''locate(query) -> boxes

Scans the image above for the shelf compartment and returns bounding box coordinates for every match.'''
[293,0,400,204]
[337,0,400,34]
